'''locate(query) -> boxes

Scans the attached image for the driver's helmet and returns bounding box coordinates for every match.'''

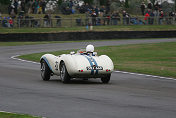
[86,44,94,53]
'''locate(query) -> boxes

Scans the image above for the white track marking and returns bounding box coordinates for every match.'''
[114,71,176,81]
[11,55,176,81]
[11,55,40,64]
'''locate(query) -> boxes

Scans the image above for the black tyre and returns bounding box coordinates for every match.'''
[41,60,51,81]
[101,75,111,84]
[60,62,70,83]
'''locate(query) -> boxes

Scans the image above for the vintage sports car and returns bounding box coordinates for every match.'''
[40,45,114,83]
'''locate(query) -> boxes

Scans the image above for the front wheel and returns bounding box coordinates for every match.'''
[41,60,51,81]
[60,62,70,83]
[101,75,111,84]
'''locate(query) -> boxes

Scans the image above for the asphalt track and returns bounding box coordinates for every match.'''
[0,39,176,118]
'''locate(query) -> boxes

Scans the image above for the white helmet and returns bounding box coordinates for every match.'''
[86,44,94,52]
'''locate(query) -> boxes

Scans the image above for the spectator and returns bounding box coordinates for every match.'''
[169,11,175,17]
[154,2,161,16]
[65,7,72,15]
[91,10,97,26]
[17,12,25,27]
[69,0,73,9]
[105,13,110,25]
[55,16,61,27]
[144,12,150,24]
[41,0,46,14]
[122,10,126,25]
[94,6,99,17]
[44,14,50,27]
[126,13,130,25]
[147,2,153,10]
[159,10,164,25]
[2,17,8,27]
[99,6,105,25]
[21,0,26,12]
[34,0,39,14]
[84,10,90,25]
[168,11,175,24]
[149,11,154,25]
[14,0,18,14]
[9,18,13,27]
[38,2,42,14]
[146,9,151,15]
[27,0,33,14]
[140,2,146,16]
[100,6,105,14]
[111,11,120,25]
[154,2,159,11]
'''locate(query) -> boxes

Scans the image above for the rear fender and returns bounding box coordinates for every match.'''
[59,55,77,76]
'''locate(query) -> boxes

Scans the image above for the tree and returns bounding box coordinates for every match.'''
[100,0,107,5]
[110,0,122,12]
[161,1,174,14]
[83,0,94,4]
[150,0,156,6]
[127,0,148,14]
[125,0,129,8]
[0,0,10,5]
[175,0,176,12]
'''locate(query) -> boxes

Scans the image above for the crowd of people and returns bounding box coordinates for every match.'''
[75,3,121,26]
[141,2,176,25]
[8,0,46,15]
[0,0,176,28]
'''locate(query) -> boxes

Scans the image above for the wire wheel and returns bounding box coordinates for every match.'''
[41,60,51,81]
[60,62,70,83]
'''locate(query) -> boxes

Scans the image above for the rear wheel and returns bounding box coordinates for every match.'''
[60,62,70,83]
[101,75,111,84]
[41,60,51,81]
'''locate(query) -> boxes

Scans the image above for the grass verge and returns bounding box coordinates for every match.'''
[0,38,160,46]
[1,25,176,33]
[19,42,176,78]
[0,40,108,46]
[0,112,41,118]
[0,41,79,46]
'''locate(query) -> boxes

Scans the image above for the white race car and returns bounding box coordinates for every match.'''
[40,45,114,83]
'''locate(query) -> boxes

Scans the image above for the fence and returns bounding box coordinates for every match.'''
[0,16,176,28]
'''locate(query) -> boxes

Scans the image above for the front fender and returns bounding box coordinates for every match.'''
[40,54,60,75]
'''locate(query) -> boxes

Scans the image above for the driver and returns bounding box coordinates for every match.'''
[86,44,94,56]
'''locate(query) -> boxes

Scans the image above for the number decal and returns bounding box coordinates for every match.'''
[55,61,59,70]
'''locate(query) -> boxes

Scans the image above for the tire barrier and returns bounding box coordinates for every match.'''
[0,31,176,42]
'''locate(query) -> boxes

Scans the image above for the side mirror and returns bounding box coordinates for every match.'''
[93,52,97,56]
[70,51,75,55]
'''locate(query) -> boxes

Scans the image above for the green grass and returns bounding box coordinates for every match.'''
[1,25,176,33]
[0,112,41,118]
[0,38,161,46]
[0,41,60,46]
[0,39,112,46]
[19,42,176,79]
[0,41,78,46]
